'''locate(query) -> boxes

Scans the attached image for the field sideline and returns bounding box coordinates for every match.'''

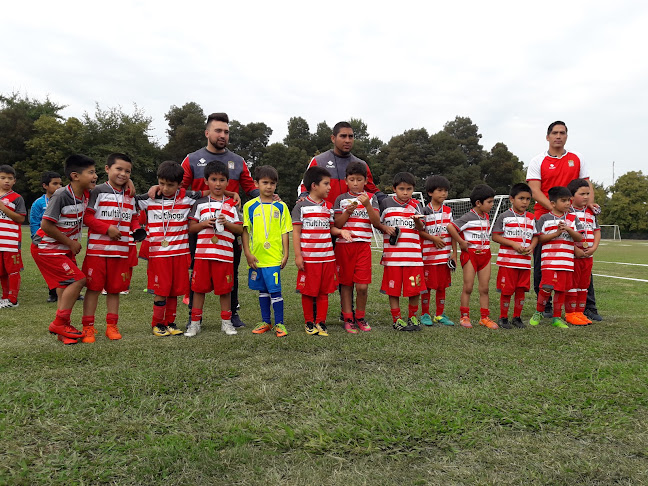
[1,231,647,485]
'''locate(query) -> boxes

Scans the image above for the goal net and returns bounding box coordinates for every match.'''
[444,195,512,235]
[599,224,622,241]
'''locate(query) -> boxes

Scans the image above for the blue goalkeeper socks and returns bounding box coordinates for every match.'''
[259,292,271,323]
[270,291,284,324]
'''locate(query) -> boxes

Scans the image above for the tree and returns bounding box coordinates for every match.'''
[283,117,314,153]
[376,128,433,193]
[603,171,648,232]
[162,102,205,162]
[443,116,485,167]
[312,121,332,154]
[480,142,525,194]
[260,143,310,207]
[229,120,272,168]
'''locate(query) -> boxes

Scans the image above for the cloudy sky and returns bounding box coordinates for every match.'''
[2,0,646,187]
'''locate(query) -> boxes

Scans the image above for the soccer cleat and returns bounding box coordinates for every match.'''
[498,317,513,329]
[305,321,318,335]
[166,323,184,335]
[584,308,603,322]
[315,322,328,336]
[252,322,272,334]
[479,317,499,330]
[529,311,544,326]
[0,299,18,309]
[552,317,570,329]
[420,313,434,326]
[393,318,413,331]
[577,312,593,324]
[565,313,589,326]
[434,313,455,326]
[343,319,359,334]
[274,323,288,337]
[231,314,246,328]
[408,316,423,331]
[120,290,130,295]
[511,317,526,329]
[81,325,97,343]
[355,318,371,332]
[459,316,473,328]
[106,324,122,340]
[221,320,238,335]
[153,324,170,337]
[49,322,83,339]
[184,321,201,337]
[57,334,79,345]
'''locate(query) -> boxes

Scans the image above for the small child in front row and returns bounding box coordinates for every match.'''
[491,183,538,329]
[379,172,426,331]
[530,186,584,328]
[293,166,351,336]
[242,165,293,338]
[447,184,498,329]
[419,175,457,327]
[333,161,381,333]
[566,178,600,325]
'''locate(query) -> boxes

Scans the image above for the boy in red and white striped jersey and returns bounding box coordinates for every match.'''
[566,178,600,325]
[293,166,351,336]
[530,186,584,328]
[491,183,538,329]
[419,176,457,327]
[187,161,243,337]
[333,161,381,333]
[447,185,498,329]
[0,165,26,309]
[379,172,426,331]
[32,155,98,344]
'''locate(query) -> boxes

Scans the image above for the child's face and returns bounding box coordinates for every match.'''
[105,159,132,189]
[345,174,366,194]
[310,176,331,200]
[256,177,277,198]
[429,187,448,205]
[394,182,414,203]
[571,186,590,208]
[0,172,16,193]
[72,166,98,191]
[44,178,62,196]
[207,172,228,197]
[551,197,572,214]
[510,191,532,213]
[158,178,180,198]
[476,197,495,214]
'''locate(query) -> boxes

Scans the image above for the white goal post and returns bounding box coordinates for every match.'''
[599,224,622,241]
[444,195,512,235]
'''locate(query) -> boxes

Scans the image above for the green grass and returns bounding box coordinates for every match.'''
[1,231,647,485]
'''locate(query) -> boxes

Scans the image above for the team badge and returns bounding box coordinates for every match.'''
[273,211,280,218]
[226,274,231,283]
[326,160,335,167]
[197,158,207,166]
[250,271,257,281]
[63,263,70,272]
[228,161,235,170]
[389,280,395,288]
[568,160,574,167]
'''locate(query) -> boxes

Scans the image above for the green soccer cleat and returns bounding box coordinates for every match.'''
[408,316,423,331]
[552,317,570,329]
[420,313,434,326]
[529,311,544,326]
[434,313,455,326]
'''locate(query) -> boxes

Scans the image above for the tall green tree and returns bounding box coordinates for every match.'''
[162,102,205,162]
[376,128,433,192]
[283,117,314,153]
[229,121,272,168]
[603,171,648,232]
[480,142,525,194]
[312,121,332,154]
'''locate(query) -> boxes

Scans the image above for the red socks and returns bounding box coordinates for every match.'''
[537,289,551,312]
[553,291,564,318]
[220,310,232,320]
[54,309,72,326]
[421,291,430,315]
[390,308,401,323]
[301,295,315,323]
[82,315,95,327]
[408,304,418,318]
[152,301,166,327]
[165,298,177,325]
[342,312,354,322]
[513,289,525,318]
[460,306,470,319]
[315,295,328,323]
[577,290,587,313]
[355,310,365,320]
[106,313,118,326]
[480,307,489,319]
[1,273,20,303]
[436,289,446,316]
[191,308,203,322]
[500,294,512,319]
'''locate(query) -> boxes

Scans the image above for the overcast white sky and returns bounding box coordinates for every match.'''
[2,0,647,187]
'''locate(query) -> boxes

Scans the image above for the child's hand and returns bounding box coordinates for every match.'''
[280,254,288,269]
[107,225,122,240]
[582,246,596,257]
[411,213,423,220]
[383,226,396,236]
[430,235,445,249]
[230,193,241,207]
[69,240,82,255]
[295,254,305,272]
[204,217,217,229]
[339,229,353,242]
[520,245,533,255]
[574,247,586,258]
[0,200,6,212]
[246,253,259,269]
[557,220,567,231]
[357,193,370,207]
[458,240,469,252]
[216,214,227,225]
[511,242,524,254]
[345,201,359,214]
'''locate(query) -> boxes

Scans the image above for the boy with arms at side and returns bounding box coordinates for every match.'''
[293,166,351,336]
[0,165,27,309]
[530,186,584,328]
[491,183,538,329]
[31,155,98,344]
[419,175,457,327]
[243,166,293,337]
[379,172,426,331]
[447,184,498,329]
[186,161,243,337]
[566,178,600,325]
[333,161,381,333]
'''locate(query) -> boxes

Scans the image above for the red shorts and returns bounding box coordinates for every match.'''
[540,269,571,293]
[460,249,491,272]
[335,242,372,286]
[573,257,593,290]
[128,245,139,267]
[423,263,451,290]
[0,251,22,276]
[31,245,85,289]
[148,254,191,297]
[381,265,426,297]
[296,261,338,297]
[496,266,531,294]
[139,239,150,260]
[82,255,131,293]
[191,259,234,295]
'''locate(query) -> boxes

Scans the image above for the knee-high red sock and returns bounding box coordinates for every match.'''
[421,291,430,315]
[315,294,328,323]
[513,289,526,318]
[7,272,20,303]
[537,289,551,312]
[500,294,512,319]
[553,291,565,318]
[165,297,177,325]
[0,275,8,299]
[565,291,578,313]
[301,295,315,323]
[390,307,401,323]
[152,300,166,327]
[577,290,587,313]
[436,289,446,316]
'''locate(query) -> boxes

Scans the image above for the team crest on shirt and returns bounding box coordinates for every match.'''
[63,263,70,272]
[389,280,395,288]
[273,211,280,218]
[326,160,335,167]
[568,160,574,167]
[228,161,235,170]
[250,271,257,281]
[197,158,207,166]
[549,163,555,169]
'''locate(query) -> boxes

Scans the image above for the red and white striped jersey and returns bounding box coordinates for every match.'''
[32,186,88,255]
[536,212,584,271]
[188,196,241,263]
[136,189,201,258]
[291,197,335,263]
[333,191,379,244]
[380,196,424,267]
[85,183,135,258]
[421,203,453,265]
[451,209,491,252]
[0,191,26,253]
[569,206,599,258]
[492,209,537,269]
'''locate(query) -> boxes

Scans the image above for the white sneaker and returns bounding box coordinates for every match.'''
[185,321,201,337]
[221,319,237,335]
[0,299,18,309]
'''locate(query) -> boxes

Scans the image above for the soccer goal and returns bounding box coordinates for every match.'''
[599,224,622,241]
[444,195,512,235]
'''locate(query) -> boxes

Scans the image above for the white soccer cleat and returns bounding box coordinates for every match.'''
[185,321,201,337]
[221,320,237,335]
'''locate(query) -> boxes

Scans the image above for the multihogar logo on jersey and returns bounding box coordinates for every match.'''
[326,160,335,168]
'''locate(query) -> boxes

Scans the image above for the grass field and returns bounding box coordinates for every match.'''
[1,231,647,485]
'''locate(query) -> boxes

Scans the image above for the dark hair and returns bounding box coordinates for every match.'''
[206,112,229,129]
[548,186,572,202]
[425,175,450,194]
[393,172,416,188]
[332,121,353,136]
[510,182,532,198]
[254,165,278,182]
[204,161,229,181]
[157,160,184,184]
[567,178,589,196]
[64,154,95,179]
[40,171,61,186]
[470,184,496,206]
[547,121,567,135]
[345,161,367,178]
[303,166,331,192]
[106,153,132,168]
[0,165,16,176]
